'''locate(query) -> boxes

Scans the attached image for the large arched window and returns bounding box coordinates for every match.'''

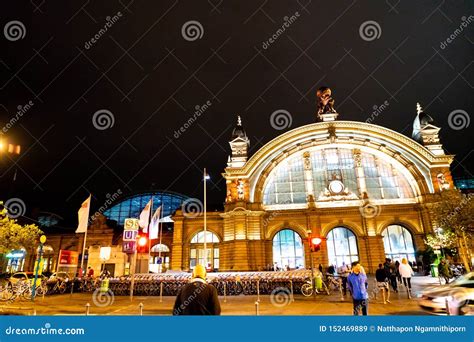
[190,231,219,271]
[262,148,415,206]
[263,155,306,205]
[326,227,359,267]
[272,229,305,270]
[382,224,416,262]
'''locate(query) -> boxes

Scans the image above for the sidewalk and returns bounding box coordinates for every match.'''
[1,275,438,316]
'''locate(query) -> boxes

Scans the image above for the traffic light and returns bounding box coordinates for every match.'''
[137,235,148,253]
[309,236,322,252]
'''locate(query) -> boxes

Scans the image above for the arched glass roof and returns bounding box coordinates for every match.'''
[263,147,415,206]
[103,191,189,226]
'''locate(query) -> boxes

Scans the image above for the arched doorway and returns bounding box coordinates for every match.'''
[326,227,359,267]
[272,229,305,270]
[190,231,219,271]
[382,224,416,263]
[149,244,170,273]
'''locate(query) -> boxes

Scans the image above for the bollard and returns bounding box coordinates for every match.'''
[255,301,259,316]
[159,282,163,303]
[85,303,90,316]
[257,279,260,302]
[223,282,227,303]
[445,298,450,316]
[290,280,294,302]
[139,302,144,316]
[33,308,36,316]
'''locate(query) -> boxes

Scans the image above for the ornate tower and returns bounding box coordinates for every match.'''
[412,103,445,156]
[227,116,250,168]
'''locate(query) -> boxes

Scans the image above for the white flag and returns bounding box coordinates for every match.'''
[75,195,91,233]
[149,206,161,239]
[139,199,152,232]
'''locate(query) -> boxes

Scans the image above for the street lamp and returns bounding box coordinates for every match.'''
[203,168,210,269]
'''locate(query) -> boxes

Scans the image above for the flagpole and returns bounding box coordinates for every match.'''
[158,204,164,272]
[79,195,91,276]
[80,228,88,274]
[148,197,153,260]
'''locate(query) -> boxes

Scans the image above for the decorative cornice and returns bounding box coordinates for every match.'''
[223,121,453,178]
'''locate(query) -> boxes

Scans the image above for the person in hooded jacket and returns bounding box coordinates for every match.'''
[173,264,221,315]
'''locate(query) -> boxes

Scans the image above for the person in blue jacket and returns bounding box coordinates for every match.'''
[347,262,368,315]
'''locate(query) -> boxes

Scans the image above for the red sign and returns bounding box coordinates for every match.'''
[58,250,79,266]
[122,241,136,254]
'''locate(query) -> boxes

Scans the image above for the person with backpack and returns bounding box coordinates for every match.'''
[173,264,221,315]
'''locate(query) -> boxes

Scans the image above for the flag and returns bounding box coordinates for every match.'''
[149,206,161,239]
[75,195,91,233]
[139,199,152,232]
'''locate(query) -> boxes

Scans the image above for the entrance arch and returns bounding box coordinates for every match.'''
[189,231,220,271]
[272,229,305,270]
[326,227,359,267]
[382,224,416,262]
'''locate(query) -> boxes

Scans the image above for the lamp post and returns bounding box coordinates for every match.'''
[203,168,210,268]
[31,235,46,301]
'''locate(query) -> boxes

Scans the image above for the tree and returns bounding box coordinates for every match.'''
[429,189,474,271]
[0,206,43,255]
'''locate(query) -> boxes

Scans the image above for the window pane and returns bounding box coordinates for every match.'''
[326,227,359,268]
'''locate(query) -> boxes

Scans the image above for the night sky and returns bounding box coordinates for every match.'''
[1,1,473,226]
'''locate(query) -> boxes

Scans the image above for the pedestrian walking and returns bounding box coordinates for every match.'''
[438,258,452,285]
[384,258,398,292]
[337,262,350,296]
[173,264,221,315]
[398,258,414,298]
[375,263,390,304]
[347,263,368,315]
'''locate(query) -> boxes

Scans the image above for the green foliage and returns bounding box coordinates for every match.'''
[430,190,474,235]
[0,206,43,254]
[424,230,457,249]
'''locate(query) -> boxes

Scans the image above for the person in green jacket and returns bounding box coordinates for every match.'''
[438,258,452,284]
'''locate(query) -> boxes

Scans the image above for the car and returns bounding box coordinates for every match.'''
[419,272,474,315]
[8,272,45,287]
[48,272,71,282]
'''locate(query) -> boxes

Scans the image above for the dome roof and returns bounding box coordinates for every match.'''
[231,116,247,140]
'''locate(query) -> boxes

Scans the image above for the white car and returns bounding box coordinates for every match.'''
[49,272,70,282]
[419,272,474,315]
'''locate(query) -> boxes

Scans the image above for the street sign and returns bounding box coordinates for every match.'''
[123,230,138,241]
[124,218,139,230]
[122,241,136,254]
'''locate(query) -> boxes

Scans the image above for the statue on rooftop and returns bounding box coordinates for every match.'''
[316,86,336,115]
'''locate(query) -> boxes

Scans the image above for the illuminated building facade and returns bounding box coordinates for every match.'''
[171,103,455,273]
